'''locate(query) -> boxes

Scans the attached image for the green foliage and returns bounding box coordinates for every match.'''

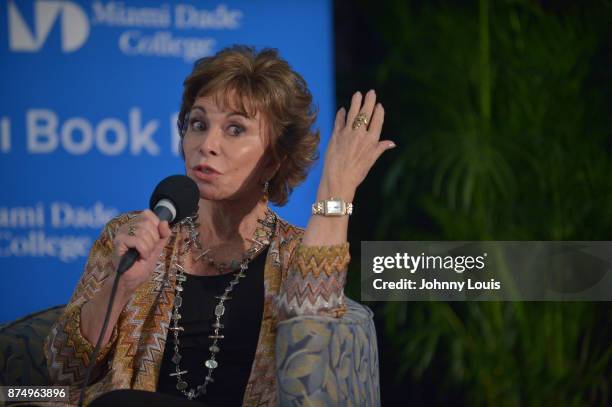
[359,0,612,405]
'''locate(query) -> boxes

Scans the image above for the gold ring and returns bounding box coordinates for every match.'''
[128,225,137,236]
[352,112,369,130]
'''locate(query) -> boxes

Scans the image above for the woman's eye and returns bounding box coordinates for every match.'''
[228,125,245,137]
[190,119,206,132]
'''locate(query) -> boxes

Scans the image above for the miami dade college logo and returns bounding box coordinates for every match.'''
[8,0,90,53]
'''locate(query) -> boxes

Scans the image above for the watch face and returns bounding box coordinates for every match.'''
[325,200,342,214]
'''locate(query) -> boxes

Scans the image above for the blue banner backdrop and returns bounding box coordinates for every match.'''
[0,0,334,322]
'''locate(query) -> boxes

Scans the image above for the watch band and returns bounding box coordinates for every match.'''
[312,197,353,216]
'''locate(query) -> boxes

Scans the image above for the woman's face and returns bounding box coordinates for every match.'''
[183,94,272,202]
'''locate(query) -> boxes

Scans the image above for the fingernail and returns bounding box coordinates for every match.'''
[389,141,396,148]
[354,91,361,97]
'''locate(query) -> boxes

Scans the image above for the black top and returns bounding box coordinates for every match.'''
[156,246,267,406]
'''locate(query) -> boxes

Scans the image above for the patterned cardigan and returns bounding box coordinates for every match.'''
[43,210,350,406]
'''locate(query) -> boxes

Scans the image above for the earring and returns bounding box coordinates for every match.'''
[262,180,269,202]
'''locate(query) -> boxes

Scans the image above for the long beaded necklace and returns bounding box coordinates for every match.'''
[168,208,276,400]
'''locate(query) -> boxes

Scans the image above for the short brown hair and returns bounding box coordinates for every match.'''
[178,45,320,206]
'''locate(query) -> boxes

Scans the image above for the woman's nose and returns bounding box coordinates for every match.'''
[199,126,221,156]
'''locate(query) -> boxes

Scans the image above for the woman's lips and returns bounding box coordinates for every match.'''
[192,165,220,181]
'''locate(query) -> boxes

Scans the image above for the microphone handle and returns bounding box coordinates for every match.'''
[116,205,174,275]
[116,249,139,275]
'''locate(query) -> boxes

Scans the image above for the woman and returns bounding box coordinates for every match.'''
[44,45,394,406]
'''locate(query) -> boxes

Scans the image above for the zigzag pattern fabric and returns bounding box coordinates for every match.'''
[277,243,350,319]
[43,210,351,406]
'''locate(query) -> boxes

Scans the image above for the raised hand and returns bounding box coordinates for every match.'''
[318,89,395,202]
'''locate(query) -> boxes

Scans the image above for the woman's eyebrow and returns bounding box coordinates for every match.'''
[190,106,206,115]
[226,110,252,120]
[190,106,251,120]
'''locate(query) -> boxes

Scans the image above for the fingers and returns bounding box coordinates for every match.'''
[346,91,363,127]
[359,90,377,129]
[130,239,155,260]
[152,221,171,256]
[135,217,159,248]
[116,211,166,260]
[159,221,171,239]
[370,140,397,166]
[368,103,385,140]
[334,107,346,132]
[140,209,160,227]
[344,90,378,133]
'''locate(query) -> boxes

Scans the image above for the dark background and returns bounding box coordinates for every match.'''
[334,0,612,405]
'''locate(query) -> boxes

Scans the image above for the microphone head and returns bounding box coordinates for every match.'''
[149,175,199,225]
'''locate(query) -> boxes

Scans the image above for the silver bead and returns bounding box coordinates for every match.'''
[174,296,183,307]
[214,304,225,316]
[205,359,218,369]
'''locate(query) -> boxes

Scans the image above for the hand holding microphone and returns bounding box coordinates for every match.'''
[111,174,200,294]
[112,210,172,294]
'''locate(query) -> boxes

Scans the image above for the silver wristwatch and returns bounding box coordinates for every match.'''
[312,197,353,216]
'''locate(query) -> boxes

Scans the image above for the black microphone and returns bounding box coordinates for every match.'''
[116,175,199,275]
